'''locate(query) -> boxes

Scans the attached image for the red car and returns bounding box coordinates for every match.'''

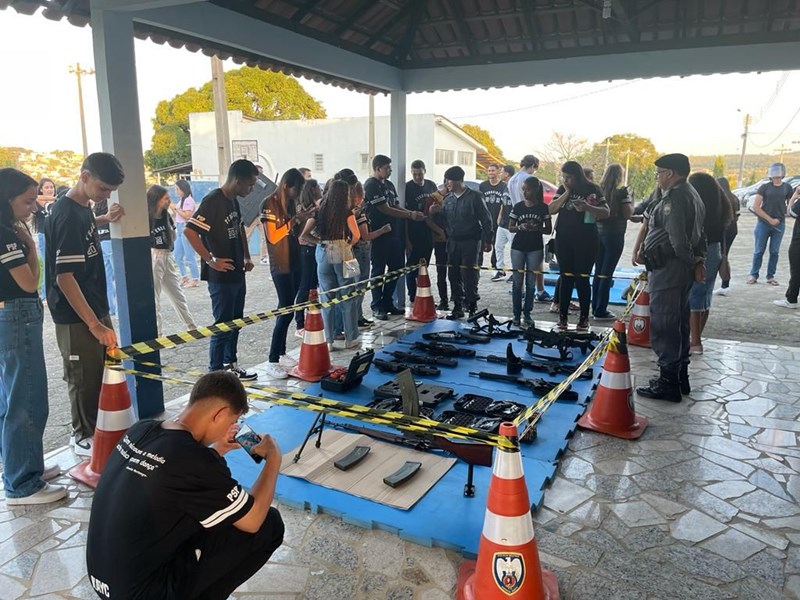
[466,178,558,203]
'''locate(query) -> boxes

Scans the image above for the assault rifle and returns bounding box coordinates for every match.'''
[388,351,457,368]
[422,330,491,344]
[469,371,579,401]
[373,358,440,377]
[403,340,477,358]
[522,325,601,360]
[331,421,493,497]
[478,343,593,380]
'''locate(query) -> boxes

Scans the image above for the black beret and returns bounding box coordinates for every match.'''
[444,166,465,181]
[654,153,690,177]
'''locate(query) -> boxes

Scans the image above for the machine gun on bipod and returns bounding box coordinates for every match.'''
[478,343,594,380]
[522,324,601,360]
[466,309,518,338]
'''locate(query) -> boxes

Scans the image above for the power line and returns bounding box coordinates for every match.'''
[451,79,641,119]
[749,104,800,148]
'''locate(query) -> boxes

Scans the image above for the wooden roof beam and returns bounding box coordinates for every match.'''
[445,0,479,57]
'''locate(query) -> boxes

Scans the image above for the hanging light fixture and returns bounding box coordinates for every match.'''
[602,0,612,19]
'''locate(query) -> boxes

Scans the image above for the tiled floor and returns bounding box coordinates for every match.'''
[2,319,800,599]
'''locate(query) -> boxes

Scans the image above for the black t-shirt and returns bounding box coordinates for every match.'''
[498,189,514,229]
[260,194,299,275]
[0,225,37,301]
[150,212,175,251]
[757,182,793,222]
[790,198,800,243]
[479,180,507,227]
[32,204,47,234]
[186,189,246,283]
[597,187,632,235]
[364,177,400,242]
[405,179,437,248]
[87,420,254,600]
[555,184,607,238]
[93,199,111,242]
[509,201,551,252]
[45,195,109,324]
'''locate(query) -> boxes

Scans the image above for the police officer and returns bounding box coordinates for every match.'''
[436,166,493,319]
[635,154,706,402]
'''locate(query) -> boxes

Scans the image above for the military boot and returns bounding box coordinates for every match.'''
[447,304,465,320]
[679,362,691,395]
[636,368,682,402]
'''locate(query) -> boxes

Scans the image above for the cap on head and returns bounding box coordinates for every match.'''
[768,163,786,178]
[444,166,465,181]
[520,154,539,169]
[654,153,690,177]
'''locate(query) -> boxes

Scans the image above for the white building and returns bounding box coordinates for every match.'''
[188,112,488,185]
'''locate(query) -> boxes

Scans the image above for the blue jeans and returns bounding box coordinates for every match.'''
[592,231,625,316]
[37,231,46,301]
[100,239,117,316]
[690,242,722,311]
[269,271,299,363]
[174,222,200,280]
[208,277,246,370]
[511,249,543,319]
[354,242,371,320]
[750,219,786,280]
[317,245,358,343]
[294,245,319,329]
[0,298,48,498]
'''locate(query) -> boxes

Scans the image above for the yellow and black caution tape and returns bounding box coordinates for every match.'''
[110,265,418,360]
[432,262,645,281]
[108,358,517,450]
[513,274,645,440]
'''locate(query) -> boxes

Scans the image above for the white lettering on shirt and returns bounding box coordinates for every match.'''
[117,434,166,478]
[90,575,111,598]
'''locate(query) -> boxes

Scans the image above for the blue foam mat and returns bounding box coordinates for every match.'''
[529,266,642,305]
[228,319,605,556]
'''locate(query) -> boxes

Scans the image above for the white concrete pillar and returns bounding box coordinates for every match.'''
[390,90,407,308]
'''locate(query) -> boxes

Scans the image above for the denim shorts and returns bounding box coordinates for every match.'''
[690,242,722,312]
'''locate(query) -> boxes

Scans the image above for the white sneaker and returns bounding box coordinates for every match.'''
[6,483,67,506]
[773,298,798,309]
[279,354,298,368]
[264,362,289,379]
[344,338,362,350]
[43,465,61,480]
[713,287,730,296]
[70,436,93,458]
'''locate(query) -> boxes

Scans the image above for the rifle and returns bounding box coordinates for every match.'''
[467,310,519,338]
[469,371,579,401]
[422,331,491,344]
[373,358,440,377]
[388,351,457,368]
[478,343,593,380]
[522,325,600,360]
[405,341,477,358]
[331,421,493,497]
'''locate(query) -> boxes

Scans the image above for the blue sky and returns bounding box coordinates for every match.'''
[2,9,799,161]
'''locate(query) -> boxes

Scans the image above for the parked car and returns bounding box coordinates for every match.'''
[734,176,800,211]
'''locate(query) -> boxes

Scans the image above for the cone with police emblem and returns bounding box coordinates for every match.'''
[69,365,136,488]
[627,280,651,347]
[457,422,559,600]
[290,289,334,382]
[407,259,437,322]
[578,321,647,439]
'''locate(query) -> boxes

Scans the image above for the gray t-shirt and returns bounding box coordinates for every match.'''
[756,182,793,222]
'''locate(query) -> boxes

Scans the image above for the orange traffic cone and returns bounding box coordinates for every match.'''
[290,289,334,382]
[627,280,650,347]
[457,422,559,600]
[69,366,136,488]
[578,321,647,439]
[407,259,437,322]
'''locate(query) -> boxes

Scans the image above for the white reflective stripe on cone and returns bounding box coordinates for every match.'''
[600,371,632,390]
[493,454,524,480]
[419,267,428,277]
[482,510,536,546]
[303,329,326,345]
[416,286,433,298]
[102,368,127,385]
[97,407,136,432]
[632,304,650,316]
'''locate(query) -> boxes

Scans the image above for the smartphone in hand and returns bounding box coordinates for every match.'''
[235,423,263,463]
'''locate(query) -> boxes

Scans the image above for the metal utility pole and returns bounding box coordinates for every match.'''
[775,144,792,163]
[68,63,95,157]
[211,57,232,184]
[624,148,632,186]
[737,113,751,188]
[604,138,616,172]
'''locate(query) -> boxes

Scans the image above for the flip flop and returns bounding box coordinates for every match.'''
[767,279,780,286]
[746,277,757,284]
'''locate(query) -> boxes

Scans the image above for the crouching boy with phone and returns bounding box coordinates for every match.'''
[87,371,283,600]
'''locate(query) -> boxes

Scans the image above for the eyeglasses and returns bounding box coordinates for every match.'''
[655,169,671,177]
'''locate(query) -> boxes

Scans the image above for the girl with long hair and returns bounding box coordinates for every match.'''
[548,160,609,330]
[172,179,201,288]
[293,178,322,337]
[262,168,311,379]
[687,173,730,353]
[147,185,196,334]
[0,168,66,505]
[714,177,741,295]
[301,179,361,349]
[33,177,57,301]
[592,163,632,320]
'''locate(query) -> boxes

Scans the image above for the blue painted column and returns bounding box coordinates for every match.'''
[390,90,408,308]
[91,7,164,417]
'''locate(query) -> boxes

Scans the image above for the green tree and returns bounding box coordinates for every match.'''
[145,67,327,170]
[580,133,659,201]
[460,124,507,179]
[0,147,28,169]
[713,155,725,178]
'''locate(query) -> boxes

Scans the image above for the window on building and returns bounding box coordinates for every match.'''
[458,151,473,165]
[435,149,454,165]
[314,154,324,171]
[360,153,370,171]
